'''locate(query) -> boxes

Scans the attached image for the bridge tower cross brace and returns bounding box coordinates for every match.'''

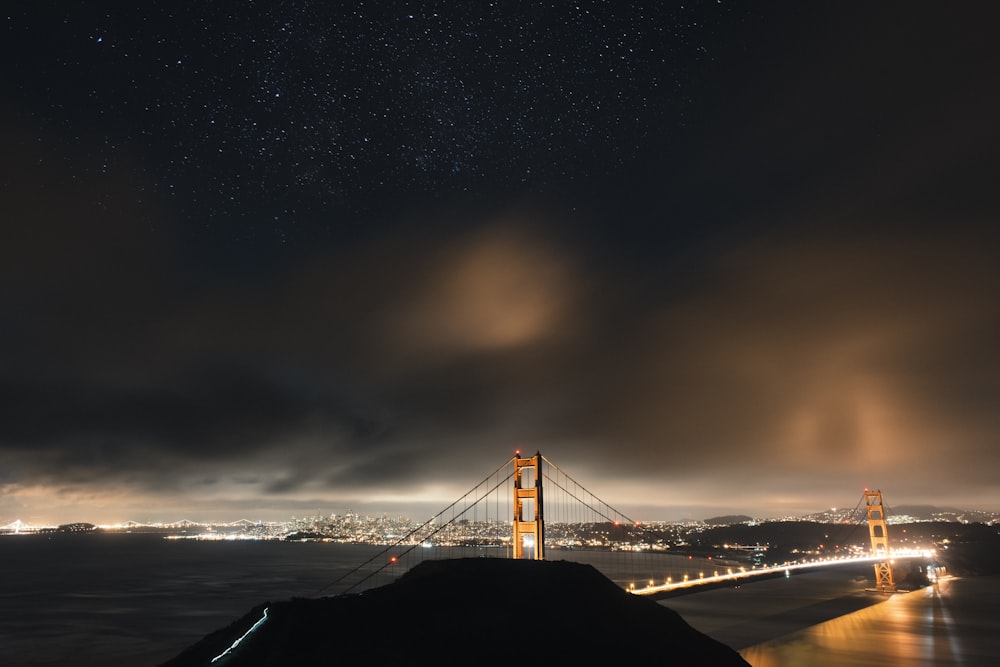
[512,451,544,560]
[864,489,896,592]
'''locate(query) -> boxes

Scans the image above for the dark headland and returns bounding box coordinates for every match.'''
[163,558,750,666]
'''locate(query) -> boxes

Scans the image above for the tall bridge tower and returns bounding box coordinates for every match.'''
[512,451,544,560]
[864,489,896,592]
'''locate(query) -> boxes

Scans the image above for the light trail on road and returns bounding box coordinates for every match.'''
[630,550,933,596]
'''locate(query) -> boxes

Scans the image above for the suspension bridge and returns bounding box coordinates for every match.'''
[318,451,934,598]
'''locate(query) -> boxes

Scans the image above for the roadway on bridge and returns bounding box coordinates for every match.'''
[631,551,928,596]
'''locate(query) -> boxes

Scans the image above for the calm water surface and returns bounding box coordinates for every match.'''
[2,534,997,666]
[2,534,689,665]
[663,563,884,649]
[0,533,386,666]
[739,576,1000,667]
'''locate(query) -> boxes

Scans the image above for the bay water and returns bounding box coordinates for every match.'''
[2,533,996,666]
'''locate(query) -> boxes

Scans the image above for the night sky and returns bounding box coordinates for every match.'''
[3,2,998,524]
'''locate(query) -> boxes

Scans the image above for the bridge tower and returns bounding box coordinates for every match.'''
[864,489,896,592]
[512,451,544,560]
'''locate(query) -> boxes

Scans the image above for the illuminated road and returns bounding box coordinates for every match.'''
[210,607,269,663]
[630,550,931,596]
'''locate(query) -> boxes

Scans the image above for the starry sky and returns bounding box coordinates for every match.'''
[3,2,999,524]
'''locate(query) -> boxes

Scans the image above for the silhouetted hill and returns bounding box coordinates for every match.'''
[691,520,859,562]
[163,558,750,666]
[704,514,754,526]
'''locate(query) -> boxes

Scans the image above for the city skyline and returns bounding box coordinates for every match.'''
[3,3,999,525]
[7,495,997,531]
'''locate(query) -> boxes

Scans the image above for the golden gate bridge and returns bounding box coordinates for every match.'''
[317,451,933,597]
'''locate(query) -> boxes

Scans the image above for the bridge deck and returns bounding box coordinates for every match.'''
[631,551,930,596]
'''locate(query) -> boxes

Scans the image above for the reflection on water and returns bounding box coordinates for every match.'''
[740,577,1000,667]
[662,564,884,650]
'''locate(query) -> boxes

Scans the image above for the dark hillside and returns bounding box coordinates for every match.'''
[163,558,750,666]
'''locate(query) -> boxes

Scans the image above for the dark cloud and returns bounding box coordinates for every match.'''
[2,209,997,520]
[2,3,999,523]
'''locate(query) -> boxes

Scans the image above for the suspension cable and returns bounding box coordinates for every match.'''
[339,470,514,594]
[830,493,871,549]
[541,455,675,547]
[313,456,516,596]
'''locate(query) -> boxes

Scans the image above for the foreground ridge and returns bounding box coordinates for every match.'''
[163,558,750,666]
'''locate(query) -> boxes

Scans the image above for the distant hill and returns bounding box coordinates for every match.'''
[163,558,750,666]
[704,515,754,526]
[801,504,998,524]
[889,504,960,519]
[39,522,98,534]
